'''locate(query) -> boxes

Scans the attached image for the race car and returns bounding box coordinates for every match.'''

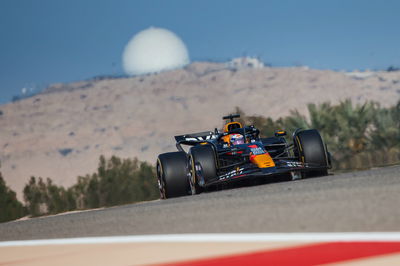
[156,114,331,199]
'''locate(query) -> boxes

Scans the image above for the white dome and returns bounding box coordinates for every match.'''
[122,27,190,75]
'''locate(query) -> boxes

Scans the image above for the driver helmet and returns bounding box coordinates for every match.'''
[230,134,244,145]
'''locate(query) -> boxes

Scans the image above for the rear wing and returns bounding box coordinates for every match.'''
[174,131,216,145]
[174,131,218,152]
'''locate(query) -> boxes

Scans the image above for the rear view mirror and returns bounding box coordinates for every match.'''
[275,130,287,137]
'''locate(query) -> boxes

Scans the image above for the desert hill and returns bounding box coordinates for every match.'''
[1,61,400,199]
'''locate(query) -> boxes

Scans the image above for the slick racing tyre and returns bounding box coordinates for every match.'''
[295,129,329,177]
[157,152,190,199]
[189,145,217,195]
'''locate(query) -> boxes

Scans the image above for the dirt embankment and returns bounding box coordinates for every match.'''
[1,62,399,199]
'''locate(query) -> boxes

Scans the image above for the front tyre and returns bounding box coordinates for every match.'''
[157,152,190,199]
[295,129,329,177]
[189,145,217,195]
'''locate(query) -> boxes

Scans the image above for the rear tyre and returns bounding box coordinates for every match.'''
[157,152,190,199]
[295,129,329,177]
[189,145,217,195]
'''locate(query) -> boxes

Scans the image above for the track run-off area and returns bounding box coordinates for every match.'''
[0,165,400,265]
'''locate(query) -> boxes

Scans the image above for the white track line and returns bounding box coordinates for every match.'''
[1,233,400,247]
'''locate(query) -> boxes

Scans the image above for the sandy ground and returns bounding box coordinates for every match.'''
[331,254,400,266]
[0,242,301,265]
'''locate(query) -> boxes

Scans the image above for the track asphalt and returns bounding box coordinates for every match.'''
[1,165,399,241]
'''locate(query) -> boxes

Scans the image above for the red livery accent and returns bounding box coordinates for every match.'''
[160,242,400,266]
[226,151,243,155]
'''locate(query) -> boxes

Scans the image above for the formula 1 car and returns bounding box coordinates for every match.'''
[156,114,331,199]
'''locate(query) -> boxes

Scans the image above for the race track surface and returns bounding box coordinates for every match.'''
[1,165,399,241]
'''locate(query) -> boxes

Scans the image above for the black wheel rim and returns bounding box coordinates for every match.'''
[156,162,166,199]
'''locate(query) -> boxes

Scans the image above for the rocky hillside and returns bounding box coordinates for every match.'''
[1,62,400,199]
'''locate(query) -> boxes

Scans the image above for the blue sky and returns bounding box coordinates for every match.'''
[0,0,399,104]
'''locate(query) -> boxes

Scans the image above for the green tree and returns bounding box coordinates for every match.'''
[23,177,46,216]
[239,99,400,170]
[69,156,158,210]
[0,167,26,222]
